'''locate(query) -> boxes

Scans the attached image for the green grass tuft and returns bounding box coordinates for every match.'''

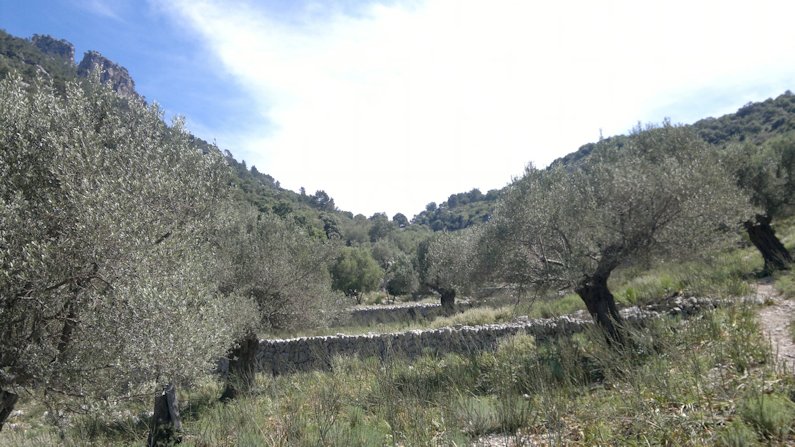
[740,393,795,441]
[429,306,514,328]
[717,420,759,447]
[774,270,795,299]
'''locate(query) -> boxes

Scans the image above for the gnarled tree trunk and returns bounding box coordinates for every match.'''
[56,297,79,356]
[220,332,259,401]
[0,388,19,431]
[439,288,456,315]
[745,214,792,273]
[576,274,624,345]
[148,383,181,446]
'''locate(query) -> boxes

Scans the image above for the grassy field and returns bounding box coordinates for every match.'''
[2,222,795,446]
[4,303,793,446]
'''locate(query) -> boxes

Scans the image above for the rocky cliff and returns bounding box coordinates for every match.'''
[5,33,139,98]
[77,50,137,98]
[31,34,75,65]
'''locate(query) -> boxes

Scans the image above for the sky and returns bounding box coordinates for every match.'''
[3,0,795,218]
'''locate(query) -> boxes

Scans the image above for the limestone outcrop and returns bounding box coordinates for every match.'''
[77,50,137,98]
[31,34,75,64]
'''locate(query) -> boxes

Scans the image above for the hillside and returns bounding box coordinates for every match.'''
[0,29,379,236]
[410,187,500,230]
[694,92,795,145]
[0,30,76,89]
[419,91,795,232]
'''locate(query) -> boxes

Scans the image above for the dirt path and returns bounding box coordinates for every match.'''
[756,279,795,374]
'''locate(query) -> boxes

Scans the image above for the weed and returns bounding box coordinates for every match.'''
[450,394,499,436]
[523,293,585,319]
[429,306,514,328]
[790,318,795,343]
[740,393,795,441]
[774,270,795,299]
[717,420,759,447]
[4,295,794,446]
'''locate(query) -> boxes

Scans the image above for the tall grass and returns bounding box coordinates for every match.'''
[5,302,793,446]
[612,249,759,306]
[774,270,795,299]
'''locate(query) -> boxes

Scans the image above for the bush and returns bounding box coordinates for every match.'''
[482,333,538,396]
[524,293,585,319]
[775,270,795,299]
[429,306,514,328]
[451,394,498,436]
[717,420,759,447]
[740,393,795,441]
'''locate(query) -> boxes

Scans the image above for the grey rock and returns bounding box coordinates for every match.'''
[32,34,75,64]
[77,51,137,98]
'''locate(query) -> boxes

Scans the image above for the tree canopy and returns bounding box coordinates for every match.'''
[213,204,341,399]
[734,132,795,218]
[217,206,340,332]
[481,123,751,340]
[330,246,383,303]
[731,132,795,271]
[0,74,256,427]
[418,228,480,311]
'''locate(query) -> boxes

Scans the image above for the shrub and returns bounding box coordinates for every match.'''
[740,393,795,441]
[429,306,513,328]
[717,420,759,447]
[775,270,795,299]
[451,394,498,436]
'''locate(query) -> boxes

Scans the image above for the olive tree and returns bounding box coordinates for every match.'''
[215,205,341,399]
[331,246,383,303]
[732,133,795,272]
[482,123,750,342]
[417,228,480,313]
[0,74,256,432]
[385,253,420,297]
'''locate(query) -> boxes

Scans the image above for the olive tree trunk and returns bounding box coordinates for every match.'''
[220,332,259,401]
[0,389,19,431]
[439,288,456,315]
[575,274,624,345]
[147,383,182,446]
[745,214,792,273]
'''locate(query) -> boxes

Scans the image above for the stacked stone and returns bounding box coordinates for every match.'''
[231,295,745,376]
[255,314,593,375]
[346,302,444,325]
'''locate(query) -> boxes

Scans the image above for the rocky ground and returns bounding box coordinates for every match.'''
[757,278,795,374]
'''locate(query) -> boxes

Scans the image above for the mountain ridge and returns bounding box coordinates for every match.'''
[1,30,137,99]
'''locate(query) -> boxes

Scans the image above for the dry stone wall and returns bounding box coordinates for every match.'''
[233,295,753,376]
[345,302,442,325]
[257,315,588,375]
[341,300,477,326]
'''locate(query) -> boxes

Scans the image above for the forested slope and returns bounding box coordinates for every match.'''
[421,91,795,232]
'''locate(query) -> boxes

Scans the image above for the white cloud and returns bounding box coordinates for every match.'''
[74,0,126,20]
[158,0,795,217]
